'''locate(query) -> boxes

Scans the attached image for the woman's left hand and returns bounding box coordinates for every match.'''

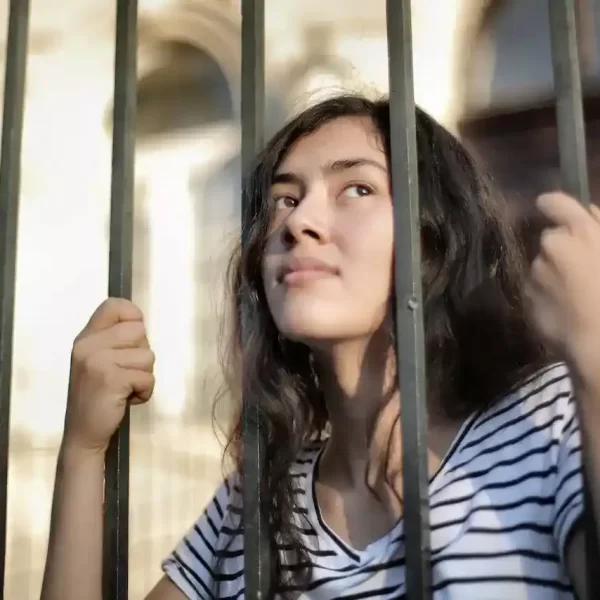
[526,192,600,381]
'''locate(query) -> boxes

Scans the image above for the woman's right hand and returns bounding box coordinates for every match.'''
[63,297,155,454]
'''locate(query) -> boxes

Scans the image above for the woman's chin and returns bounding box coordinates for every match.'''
[276,312,345,345]
[279,322,340,344]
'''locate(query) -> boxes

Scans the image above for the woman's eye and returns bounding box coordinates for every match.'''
[344,184,372,198]
[274,195,298,209]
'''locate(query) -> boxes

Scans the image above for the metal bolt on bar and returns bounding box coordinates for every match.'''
[0,0,31,592]
[103,1,138,599]
[386,1,432,599]
[241,1,271,598]
[548,0,600,595]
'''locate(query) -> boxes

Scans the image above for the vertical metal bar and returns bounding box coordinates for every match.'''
[103,1,138,599]
[548,1,599,596]
[386,1,431,599]
[240,0,265,187]
[0,0,30,591]
[241,1,269,599]
[549,0,590,205]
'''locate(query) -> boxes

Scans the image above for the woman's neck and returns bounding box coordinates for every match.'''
[313,334,460,489]
[313,334,397,486]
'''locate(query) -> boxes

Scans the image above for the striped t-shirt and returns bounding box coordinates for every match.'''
[163,363,583,599]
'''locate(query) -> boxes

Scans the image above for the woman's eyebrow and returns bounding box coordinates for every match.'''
[322,157,387,174]
[272,157,386,185]
[271,172,302,186]
[270,172,306,199]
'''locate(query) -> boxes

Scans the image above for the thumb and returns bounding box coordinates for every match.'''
[126,369,155,405]
[83,298,144,335]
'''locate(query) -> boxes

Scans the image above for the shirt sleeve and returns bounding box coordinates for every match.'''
[162,479,233,599]
[551,376,584,564]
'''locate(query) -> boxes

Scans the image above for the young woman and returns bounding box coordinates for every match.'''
[41,95,600,599]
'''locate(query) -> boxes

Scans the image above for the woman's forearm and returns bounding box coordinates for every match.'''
[40,444,105,600]
[571,368,600,545]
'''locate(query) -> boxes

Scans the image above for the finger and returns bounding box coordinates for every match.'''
[523,280,561,344]
[113,348,155,372]
[590,203,600,224]
[536,192,590,230]
[530,253,556,290]
[529,301,562,347]
[86,321,148,352]
[537,227,571,265]
[127,370,155,404]
[82,298,144,335]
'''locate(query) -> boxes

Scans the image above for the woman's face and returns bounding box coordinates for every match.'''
[261,116,394,346]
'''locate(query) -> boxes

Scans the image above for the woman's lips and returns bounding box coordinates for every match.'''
[282,269,337,284]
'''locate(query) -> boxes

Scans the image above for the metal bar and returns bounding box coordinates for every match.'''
[0,0,30,590]
[386,1,431,599]
[548,0,600,597]
[240,0,265,187]
[241,0,269,599]
[549,0,590,204]
[102,1,138,598]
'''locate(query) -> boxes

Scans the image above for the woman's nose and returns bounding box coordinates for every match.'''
[282,191,330,246]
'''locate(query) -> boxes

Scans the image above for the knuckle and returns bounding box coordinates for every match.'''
[104,296,125,310]
[101,297,123,316]
[103,297,118,309]
[539,229,554,254]
[147,375,156,394]
[83,352,112,379]
[530,255,543,277]
[147,349,156,365]
[104,297,143,320]
[71,339,90,363]
[114,320,146,344]
[582,219,597,240]
[128,320,147,341]
[115,297,143,316]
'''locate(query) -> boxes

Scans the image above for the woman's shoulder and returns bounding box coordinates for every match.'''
[510,361,574,414]
[161,475,242,598]
[166,438,326,538]
[516,361,572,394]
[474,362,576,437]
[161,440,326,597]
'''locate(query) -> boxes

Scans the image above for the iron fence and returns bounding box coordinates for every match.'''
[0,0,597,599]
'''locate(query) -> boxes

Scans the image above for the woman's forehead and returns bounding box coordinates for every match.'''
[276,116,385,175]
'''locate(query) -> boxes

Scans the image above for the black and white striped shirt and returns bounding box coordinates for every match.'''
[163,363,583,599]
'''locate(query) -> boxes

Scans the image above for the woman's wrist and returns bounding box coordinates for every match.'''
[58,439,106,472]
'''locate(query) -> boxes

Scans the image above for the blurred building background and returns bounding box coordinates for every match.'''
[1,0,599,598]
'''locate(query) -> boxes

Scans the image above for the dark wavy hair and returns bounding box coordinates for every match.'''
[215,95,548,596]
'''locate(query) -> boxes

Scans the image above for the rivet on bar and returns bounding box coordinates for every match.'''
[240,1,270,599]
[548,0,599,595]
[0,0,31,591]
[385,1,432,599]
[102,1,138,599]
